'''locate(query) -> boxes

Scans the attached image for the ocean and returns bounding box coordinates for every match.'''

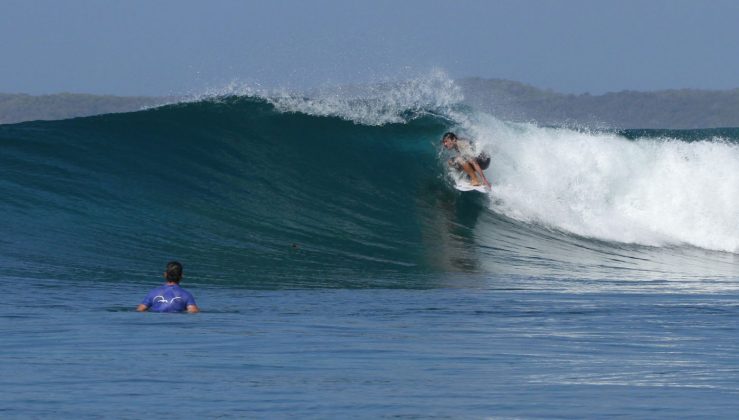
[2,76,739,418]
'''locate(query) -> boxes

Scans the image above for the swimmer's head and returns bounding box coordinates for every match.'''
[165,261,183,283]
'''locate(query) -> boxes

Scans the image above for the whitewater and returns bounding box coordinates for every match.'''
[474,117,739,253]
[2,73,739,418]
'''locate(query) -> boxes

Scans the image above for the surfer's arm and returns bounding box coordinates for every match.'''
[469,159,491,188]
[187,304,200,313]
[136,304,149,312]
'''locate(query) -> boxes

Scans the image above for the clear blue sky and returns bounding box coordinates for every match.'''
[2,0,739,96]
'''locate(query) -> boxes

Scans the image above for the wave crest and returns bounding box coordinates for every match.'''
[181,69,463,126]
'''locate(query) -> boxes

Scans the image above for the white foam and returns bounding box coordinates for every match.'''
[179,79,269,103]
[266,69,463,126]
[462,113,739,253]
[179,69,463,126]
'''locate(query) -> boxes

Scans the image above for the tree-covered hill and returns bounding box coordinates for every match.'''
[458,78,739,129]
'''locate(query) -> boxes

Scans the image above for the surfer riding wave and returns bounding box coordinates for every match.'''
[441,132,491,188]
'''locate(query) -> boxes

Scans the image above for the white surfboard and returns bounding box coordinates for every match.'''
[454,179,489,193]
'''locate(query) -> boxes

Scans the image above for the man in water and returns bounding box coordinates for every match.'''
[136,261,200,313]
[441,132,491,188]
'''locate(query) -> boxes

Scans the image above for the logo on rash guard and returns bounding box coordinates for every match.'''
[153,296,182,304]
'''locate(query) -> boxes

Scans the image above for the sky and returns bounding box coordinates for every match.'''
[2,0,739,96]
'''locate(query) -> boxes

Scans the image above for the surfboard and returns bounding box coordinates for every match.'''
[454,179,489,193]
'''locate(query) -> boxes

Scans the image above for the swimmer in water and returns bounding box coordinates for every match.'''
[137,261,199,313]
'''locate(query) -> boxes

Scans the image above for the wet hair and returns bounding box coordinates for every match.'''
[165,261,183,282]
[441,132,457,142]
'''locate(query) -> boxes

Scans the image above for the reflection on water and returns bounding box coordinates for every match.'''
[417,179,488,273]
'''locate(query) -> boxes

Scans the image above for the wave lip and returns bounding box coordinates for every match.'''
[178,69,463,126]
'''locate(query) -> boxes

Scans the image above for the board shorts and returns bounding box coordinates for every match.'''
[475,152,491,170]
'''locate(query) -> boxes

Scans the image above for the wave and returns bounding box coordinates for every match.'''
[1,78,737,288]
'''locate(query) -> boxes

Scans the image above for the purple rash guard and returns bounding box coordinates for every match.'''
[141,284,197,313]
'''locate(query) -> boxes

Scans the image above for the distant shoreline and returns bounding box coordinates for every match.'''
[3,78,739,129]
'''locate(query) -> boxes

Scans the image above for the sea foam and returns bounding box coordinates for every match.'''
[462,113,739,253]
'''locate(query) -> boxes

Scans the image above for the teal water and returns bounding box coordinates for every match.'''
[2,95,739,417]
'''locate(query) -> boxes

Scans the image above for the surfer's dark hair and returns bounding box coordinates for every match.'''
[166,261,183,282]
[442,132,457,142]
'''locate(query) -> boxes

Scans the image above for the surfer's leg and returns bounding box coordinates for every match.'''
[461,161,480,185]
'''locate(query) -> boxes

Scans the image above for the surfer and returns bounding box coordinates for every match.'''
[441,132,491,188]
[136,261,200,313]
